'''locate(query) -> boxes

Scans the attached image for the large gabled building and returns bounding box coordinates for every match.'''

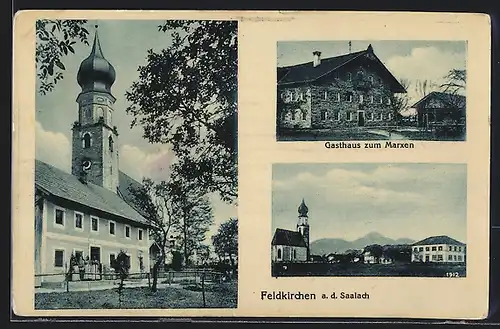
[34,28,153,286]
[411,235,466,263]
[276,44,406,132]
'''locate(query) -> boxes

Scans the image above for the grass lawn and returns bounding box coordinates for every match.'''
[35,281,238,309]
[390,129,466,141]
[277,129,388,141]
[272,262,466,278]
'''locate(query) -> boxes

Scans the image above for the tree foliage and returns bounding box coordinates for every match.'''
[36,20,90,95]
[364,244,384,262]
[126,20,238,204]
[212,217,238,268]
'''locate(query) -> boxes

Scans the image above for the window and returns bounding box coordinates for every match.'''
[347,112,353,121]
[138,229,143,241]
[83,133,91,149]
[320,110,327,120]
[419,247,423,252]
[298,92,304,101]
[91,216,99,232]
[425,247,430,251]
[432,246,437,251]
[453,246,457,251]
[380,97,383,104]
[291,110,296,120]
[90,246,101,263]
[431,255,437,261]
[458,255,462,261]
[336,112,341,121]
[125,225,131,238]
[108,109,112,124]
[109,253,116,267]
[458,247,461,252]
[379,113,383,121]
[348,93,353,103]
[449,246,453,251]
[108,136,114,152]
[438,246,443,251]
[74,212,83,230]
[277,248,282,259]
[437,255,443,261]
[324,91,328,100]
[302,111,307,120]
[388,113,393,121]
[359,94,364,103]
[369,75,374,83]
[370,95,374,103]
[337,93,340,102]
[454,255,457,261]
[448,255,453,261]
[413,247,418,252]
[293,249,296,259]
[55,208,65,226]
[387,97,392,105]
[109,221,115,235]
[347,72,352,81]
[369,112,374,121]
[54,249,64,267]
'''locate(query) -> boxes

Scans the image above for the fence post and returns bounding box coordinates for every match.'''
[147,272,151,288]
[201,271,206,308]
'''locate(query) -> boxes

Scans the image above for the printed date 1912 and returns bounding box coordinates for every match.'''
[445,272,460,277]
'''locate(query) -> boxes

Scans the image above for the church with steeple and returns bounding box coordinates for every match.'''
[34,26,152,287]
[271,199,311,263]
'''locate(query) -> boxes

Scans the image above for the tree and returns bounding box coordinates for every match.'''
[126,20,238,204]
[440,69,466,96]
[391,78,411,123]
[414,79,439,99]
[36,20,90,95]
[111,250,131,308]
[127,178,179,292]
[212,217,238,271]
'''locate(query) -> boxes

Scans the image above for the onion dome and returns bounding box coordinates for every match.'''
[298,198,309,217]
[77,26,116,94]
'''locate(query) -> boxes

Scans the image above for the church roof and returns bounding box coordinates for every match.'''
[271,228,307,247]
[77,26,116,95]
[277,45,406,93]
[412,235,465,246]
[35,159,149,226]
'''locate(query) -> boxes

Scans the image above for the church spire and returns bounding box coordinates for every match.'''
[90,24,105,58]
[298,198,309,217]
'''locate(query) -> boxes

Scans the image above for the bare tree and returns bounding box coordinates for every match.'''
[127,178,179,292]
[440,69,466,95]
[414,79,439,99]
[391,78,411,122]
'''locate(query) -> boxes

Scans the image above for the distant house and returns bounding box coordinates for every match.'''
[412,91,466,130]
[277,44,406,132]
[363,251,393,264]
[411,235,466,263]
[271,199,311,262]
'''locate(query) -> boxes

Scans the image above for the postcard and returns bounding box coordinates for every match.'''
[12,10,490,319]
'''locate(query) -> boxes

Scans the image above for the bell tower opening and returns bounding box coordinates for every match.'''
[71,25,119,193]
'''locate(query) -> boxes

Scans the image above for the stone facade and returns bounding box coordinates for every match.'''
[72,91,119,192]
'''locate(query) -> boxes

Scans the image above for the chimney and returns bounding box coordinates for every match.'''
[313,51,322,67]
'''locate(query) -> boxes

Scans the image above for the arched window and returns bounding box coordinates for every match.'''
[108,135,114,152]
[83,133,91,149]
[277,248,282,260]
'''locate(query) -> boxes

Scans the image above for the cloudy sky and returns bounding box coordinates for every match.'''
[272,163,467,243]
[277,40,467,109]
[35,20,237,240]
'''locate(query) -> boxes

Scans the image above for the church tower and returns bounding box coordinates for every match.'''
[71,25,119,192]
[297,198,310,260]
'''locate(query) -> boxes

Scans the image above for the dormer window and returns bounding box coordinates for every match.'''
[108,136,114,152]
[83,133,91,149]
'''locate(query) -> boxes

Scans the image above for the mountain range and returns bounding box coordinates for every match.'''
[310,232,415,255]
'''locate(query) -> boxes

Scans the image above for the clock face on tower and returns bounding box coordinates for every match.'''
[82,159,92,171]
